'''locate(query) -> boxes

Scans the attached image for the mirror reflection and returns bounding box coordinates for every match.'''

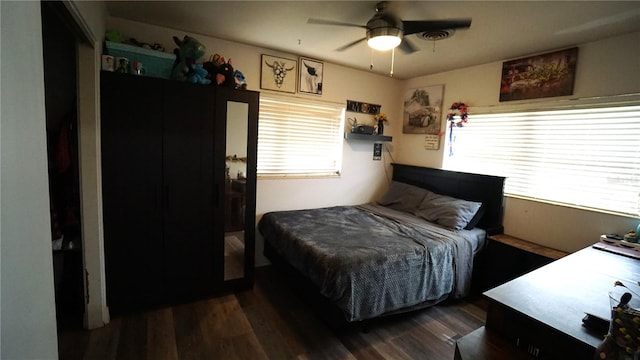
[224,101,248,281]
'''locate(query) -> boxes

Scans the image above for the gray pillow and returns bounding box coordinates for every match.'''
[378,181,432,214]
[415,191,482,230]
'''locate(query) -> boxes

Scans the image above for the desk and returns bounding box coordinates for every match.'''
[482,245,640,359]
[454,327,534,360]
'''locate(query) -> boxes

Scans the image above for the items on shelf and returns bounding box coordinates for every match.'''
[104,40,176,79]
[593,235,640,259]
[225,154,247,162]
[171,35,211,84]
[374,113,388,135]
[103,30,249,88]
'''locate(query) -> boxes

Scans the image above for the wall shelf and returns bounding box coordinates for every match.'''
[344,132,392,142]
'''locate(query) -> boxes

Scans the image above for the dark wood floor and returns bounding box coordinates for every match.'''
[58,266,487,360]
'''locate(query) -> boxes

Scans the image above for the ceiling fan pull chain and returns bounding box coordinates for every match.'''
[370,48,375,70]
[390,48,395,77]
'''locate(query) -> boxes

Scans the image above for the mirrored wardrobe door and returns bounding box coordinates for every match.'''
[224,101,249,281]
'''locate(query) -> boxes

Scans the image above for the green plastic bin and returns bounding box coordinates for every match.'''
[105,41,176,79]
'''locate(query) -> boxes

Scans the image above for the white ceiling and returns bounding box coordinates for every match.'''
[105,1,640,79]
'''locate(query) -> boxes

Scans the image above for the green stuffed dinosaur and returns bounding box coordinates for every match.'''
[171,35,209,84]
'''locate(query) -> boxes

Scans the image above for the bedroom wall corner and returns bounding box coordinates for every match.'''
[397,31,640,253]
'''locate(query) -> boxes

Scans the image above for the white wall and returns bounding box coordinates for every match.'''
[400,32,640,253]
[0,2,59,358]
[107,18,640,256]
[107,17,404,265]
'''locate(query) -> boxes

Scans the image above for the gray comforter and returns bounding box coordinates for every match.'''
[259,203,485,321]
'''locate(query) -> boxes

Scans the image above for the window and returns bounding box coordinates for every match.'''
[443,101,640,216]
[257,94,345,177]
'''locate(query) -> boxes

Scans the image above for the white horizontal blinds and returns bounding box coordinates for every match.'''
[443,104,640,215]
[258,95,345,176]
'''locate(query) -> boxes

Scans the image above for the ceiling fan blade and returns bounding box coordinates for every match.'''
[398,38,419,54]
[307,18,367,29]
[402,19,472,35]
[335,37,366,52]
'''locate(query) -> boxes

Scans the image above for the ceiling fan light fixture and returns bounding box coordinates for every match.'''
[366,27,402,51]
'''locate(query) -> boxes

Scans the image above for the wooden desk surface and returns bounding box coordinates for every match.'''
[484,245,640,354]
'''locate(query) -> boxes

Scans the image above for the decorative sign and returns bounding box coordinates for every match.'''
[373,143,382,160]
[424,135,440,150]
[347,100,381,115]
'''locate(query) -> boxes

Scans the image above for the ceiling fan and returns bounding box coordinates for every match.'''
[308,1,472,54]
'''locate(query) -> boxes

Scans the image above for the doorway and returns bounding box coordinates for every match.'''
[41,1,84,330]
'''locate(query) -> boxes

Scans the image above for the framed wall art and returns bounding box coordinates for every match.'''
[346,100,381,115]
[298,57,323,95]
[260,54,297,93]
[499,47,578,102]
[403,85,444,136]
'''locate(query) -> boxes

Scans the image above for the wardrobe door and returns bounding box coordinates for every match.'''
[217,87,259,291]
[101,72,165,313]
[162,81,216,301]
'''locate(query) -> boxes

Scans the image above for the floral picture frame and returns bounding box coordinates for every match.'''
[499,47,578,102]
[298,57,323,95]
[260,54,297,93]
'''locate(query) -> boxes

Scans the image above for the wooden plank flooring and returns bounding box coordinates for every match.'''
[58,266,487,360]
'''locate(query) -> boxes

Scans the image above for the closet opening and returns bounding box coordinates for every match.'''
[41,0,84,331]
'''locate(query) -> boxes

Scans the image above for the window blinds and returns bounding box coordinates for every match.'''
[257,95,345,177]
[443,104,640,216]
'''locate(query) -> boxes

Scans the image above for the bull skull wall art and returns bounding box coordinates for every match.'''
[260,54,297,93]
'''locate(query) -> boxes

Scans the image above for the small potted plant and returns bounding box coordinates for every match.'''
[374,113,388,135]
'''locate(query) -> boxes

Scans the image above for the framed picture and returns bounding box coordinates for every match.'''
[499,47,578,102]
[260,54,297,93]
[298,57,323,95]
[403,85,444,135]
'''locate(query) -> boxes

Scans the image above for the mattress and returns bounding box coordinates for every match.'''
[259,203,486,321]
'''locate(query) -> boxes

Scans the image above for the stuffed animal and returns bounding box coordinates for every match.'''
[203,54,236,88]
[187,63,211,85]
[171,35,207,82]
[105,29,123,43]
[233,70,247,90]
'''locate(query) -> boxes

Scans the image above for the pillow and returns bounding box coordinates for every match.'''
[464,203,486,230]
[377,181,432,214]
[415,191,482,230]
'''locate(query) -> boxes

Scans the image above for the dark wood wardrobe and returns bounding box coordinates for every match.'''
[100,71,258,314]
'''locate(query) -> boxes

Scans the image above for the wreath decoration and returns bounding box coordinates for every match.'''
[446,102,469,128]
[446,102,469,156]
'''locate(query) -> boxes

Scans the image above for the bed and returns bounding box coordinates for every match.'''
[259,164,505,322]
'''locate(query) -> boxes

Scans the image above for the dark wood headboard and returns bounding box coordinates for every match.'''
[392,163,506,234]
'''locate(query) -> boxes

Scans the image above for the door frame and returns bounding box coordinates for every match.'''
[58,0,110,329]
